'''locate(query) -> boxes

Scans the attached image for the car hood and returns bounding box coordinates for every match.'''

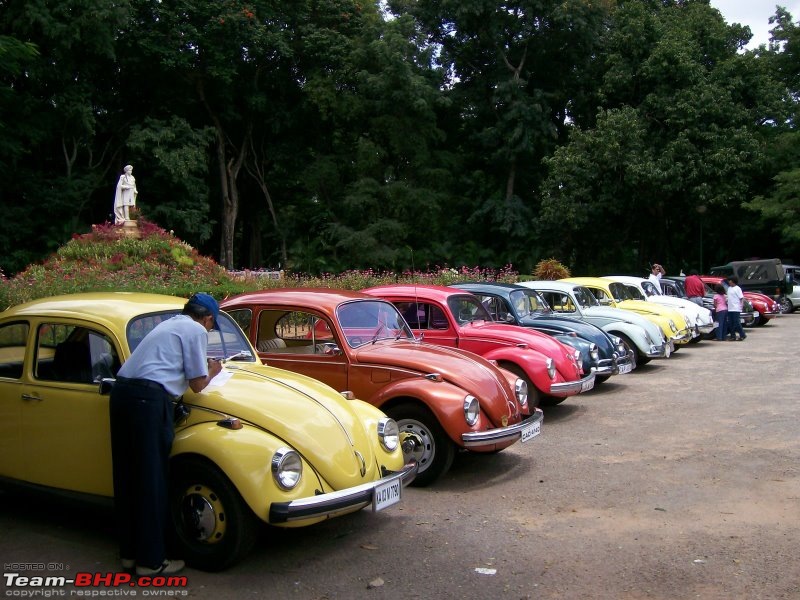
[583,306,664,341]
[451,321,582,381]
[647,296,712,322]
[517,315,614,353]
[186,363,379,490]
[351,339,518,421]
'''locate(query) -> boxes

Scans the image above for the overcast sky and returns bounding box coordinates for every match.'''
[710,0,800,48]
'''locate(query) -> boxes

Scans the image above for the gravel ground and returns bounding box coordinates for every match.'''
[2,314,799,599]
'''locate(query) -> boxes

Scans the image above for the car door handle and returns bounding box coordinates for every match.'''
[21,393,42,401]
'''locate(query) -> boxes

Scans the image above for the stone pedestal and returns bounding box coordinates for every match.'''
[120,220,141,239]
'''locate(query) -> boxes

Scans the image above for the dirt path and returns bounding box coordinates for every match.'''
[2,315,799,599]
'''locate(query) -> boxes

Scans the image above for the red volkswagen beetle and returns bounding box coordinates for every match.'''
[362,284,595,407]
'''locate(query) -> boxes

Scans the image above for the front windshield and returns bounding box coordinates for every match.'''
[509,289,551,318]
[609,282,635,301]
[127,311,256,362]
[336,300,414,348]
[573,287,600,308]
[447,295,493,324]
[640,281,661,297]
[626,285,647,300]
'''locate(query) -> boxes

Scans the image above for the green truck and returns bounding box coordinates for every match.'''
[709,258,793,302]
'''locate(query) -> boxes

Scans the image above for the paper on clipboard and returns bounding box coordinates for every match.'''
[208,369,233,387]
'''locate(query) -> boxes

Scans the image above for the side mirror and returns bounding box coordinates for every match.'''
[504,314,516,324]
[316,342,342,356]
[98,377,115,395]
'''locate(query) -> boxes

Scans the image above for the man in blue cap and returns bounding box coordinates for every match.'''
[109,293,223,576]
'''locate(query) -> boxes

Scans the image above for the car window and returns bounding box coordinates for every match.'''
[474,295,509,322]
[0,322,30,379]
[35,324,120,384]
[227,308,252,333]
[338,300,412,346]
[258,309,333,353]
[447,295,492,325]
[509,289,550,317]
[539,292,576,314]
[573,287,599,308]
[608,282,633,301]
[127,311,176,351]
[639,281,659,297]
[206,314,256,361]
[395,302,449,330]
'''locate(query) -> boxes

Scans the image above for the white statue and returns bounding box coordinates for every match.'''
[113,164,138,224]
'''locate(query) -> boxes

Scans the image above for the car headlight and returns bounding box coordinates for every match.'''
[271,447,302,490]
[377,417,399,452]
[546,358,555,379]
[669,320,678,333]
[589,343,599,362]
[515,378,528,407]
[464,395,479,426]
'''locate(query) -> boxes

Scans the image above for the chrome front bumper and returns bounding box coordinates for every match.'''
[549,372,596,397]
[462,409,544,448]
[268,460,418,524]
[647,339,673,358]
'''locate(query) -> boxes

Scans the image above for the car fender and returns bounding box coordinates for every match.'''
[172,421,332,526]
[600,322,652,353]
[477,346,554,394]
[369,377,492,447]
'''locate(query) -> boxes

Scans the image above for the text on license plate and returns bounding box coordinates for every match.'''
[618,363,633,374]
[373,479,402,512]
[521,419,541,443]
[581,379,594,392]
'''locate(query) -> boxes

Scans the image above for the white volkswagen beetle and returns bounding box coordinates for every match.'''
[602,275,716,341]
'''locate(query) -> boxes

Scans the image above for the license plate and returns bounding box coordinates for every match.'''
[373,478,402,512]
[521,419,541,443]
[618,362,633,375]
[581,379,594,392]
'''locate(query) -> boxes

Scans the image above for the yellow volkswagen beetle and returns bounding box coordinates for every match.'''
[0,293,416,570]
[560,277,693,346]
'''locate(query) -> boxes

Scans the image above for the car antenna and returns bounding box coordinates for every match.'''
[409,246,421,336]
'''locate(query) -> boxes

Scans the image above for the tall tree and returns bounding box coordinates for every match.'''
[539,0,776,272]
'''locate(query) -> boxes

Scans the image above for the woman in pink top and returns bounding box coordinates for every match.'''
[713,284,728,341]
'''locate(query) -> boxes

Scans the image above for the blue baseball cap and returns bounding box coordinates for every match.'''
[187,293,220,330]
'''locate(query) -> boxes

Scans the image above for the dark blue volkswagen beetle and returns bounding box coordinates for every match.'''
[452,282,635,383]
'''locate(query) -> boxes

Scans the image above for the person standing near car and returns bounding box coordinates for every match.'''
[712,284,728,341]
[726,277,747,341]
[649,263,666,292]
[685,269,705,306]
[109,293,223,576]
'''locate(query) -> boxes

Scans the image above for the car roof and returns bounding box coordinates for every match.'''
[603,275,647,285]
[561,277,612,290]
[519,280,577,293]
[1,292,185,323]
[362,284,471,302]
[451,281,529,294]
[222,288,378,312]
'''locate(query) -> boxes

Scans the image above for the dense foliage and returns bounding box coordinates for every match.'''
[1,0,799,278]
[0,222,518,310]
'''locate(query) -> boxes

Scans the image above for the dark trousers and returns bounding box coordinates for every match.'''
[109,378,175,569]
[714,310,728,340]
[727,311,746,339]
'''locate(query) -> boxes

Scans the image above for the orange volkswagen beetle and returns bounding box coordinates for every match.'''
[222,289,542,486]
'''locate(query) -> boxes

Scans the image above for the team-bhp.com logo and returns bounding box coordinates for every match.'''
[3,563,188,596]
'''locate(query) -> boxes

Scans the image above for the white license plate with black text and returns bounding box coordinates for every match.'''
[521,419,541,443]
[373,478,402,511]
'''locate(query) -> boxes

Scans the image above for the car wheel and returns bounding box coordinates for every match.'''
[779,297,793,314]
[169,457,259,571]
[594,375,611,384]
[389,403,455,487]
[617,334,648,366]
[499,362,541,409]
